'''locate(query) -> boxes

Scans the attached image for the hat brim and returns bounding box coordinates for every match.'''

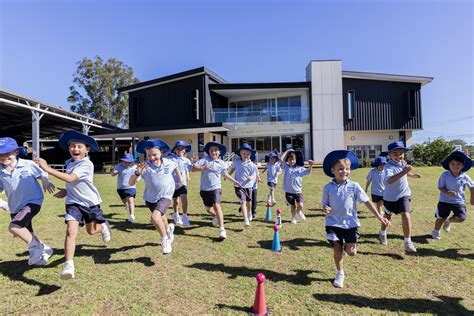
[204,142,227,157]
[136,140,170,154]
[387,146,412,153]
[120,158,135,163]
[441,151,472,172]
[172,144,191,153]
[59,131,99,152]
[323,150,359,177]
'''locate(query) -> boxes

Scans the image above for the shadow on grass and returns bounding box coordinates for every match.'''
[251,238,328,251]
[215,304,250,312]
[313,293,472,315]
[415,248,473,260]
[185,262,331,285]
[182,233,225,243]
[357,251,404,260]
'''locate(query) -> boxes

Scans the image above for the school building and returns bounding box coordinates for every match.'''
[103,60,432,163]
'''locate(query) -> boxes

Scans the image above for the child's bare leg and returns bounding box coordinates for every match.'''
[127,197,135,216]
[213,203,224,228]
[172,197,179,214]
[401,212,412,238]
[65,221,79,261]
[85,221,104,235]
[376,201,384,217]
[241,202,249,221]
[344,243,357,256]
[246,201,252,218]
[207,207,216,217]
[290,205,296,217]
[380,213,391,231]
[434,217,446,230]
[151,210,167,238]
[333,242,344,271]
[181,195,188,214]
[447,216,465,224]
[8,224,33,244]
[296,202,304,214]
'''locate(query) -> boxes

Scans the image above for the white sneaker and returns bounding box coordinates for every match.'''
[0,199,9,211]
[431,230,441,240]
[248,212,253,222]
[297,211,306,221]
[167,223,175,244]
[211,216,219,227]
[173,212,183,225]
[182,213,190,227]
[37,244,54,266]
[333,271,345,288]
[162,238,172,254]
[443,220,451,232]
[379,231,387,245]
[244,219,250,226]
[101,221,112,243]
[271,198,276,205]
[291,216,297,224]
[219,228,227,240]
[28,243,44,266]
[60,264,75,280]
[128,215,135,223]
[404,241,417,253]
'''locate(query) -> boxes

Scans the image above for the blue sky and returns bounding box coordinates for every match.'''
[1,0,472,144]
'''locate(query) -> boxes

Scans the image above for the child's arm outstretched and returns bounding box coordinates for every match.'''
[34,158,77,183]
[173,167,183,188]
[278,149,293,164]
[365,180,371,193]
[306,160,314,175]
[364,201,391,226]
[129,162,147,186]
[386,164,412,184]
[110,167,119,176]
[40,176,56,194]
[224,172,242,187]
[407,171,421,179]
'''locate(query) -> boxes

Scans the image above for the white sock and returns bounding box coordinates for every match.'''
[404,237,412,243]
[337,269,345,275]
[379,230,387,235]
[65,260,74,267]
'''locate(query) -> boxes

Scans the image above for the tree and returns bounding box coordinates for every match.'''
[68,56,140,127]
[450,139,467,147]
[412,137,455,166]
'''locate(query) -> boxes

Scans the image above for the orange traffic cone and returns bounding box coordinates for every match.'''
[251,273,268,315]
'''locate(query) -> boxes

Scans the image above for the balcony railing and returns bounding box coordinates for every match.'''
[211,108,309,124]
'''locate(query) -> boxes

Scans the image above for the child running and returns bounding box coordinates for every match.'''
[365,156,387,217]
[264,151,282,205]
[228,143,259,226]
[0,137,55,266]
[431,151,473,239]
[280,149,314,224]
[322,150,390,288]
[35,130,112,279]
[110,153,138,223]
[129,139,182,254]
[168,140,193,227]
[192,141,241,239]
[378,141,421,253]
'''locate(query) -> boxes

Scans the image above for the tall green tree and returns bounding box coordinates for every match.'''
[68,56,140,127]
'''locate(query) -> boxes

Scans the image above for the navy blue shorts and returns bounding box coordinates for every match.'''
[173,186,188,198]
[383,196,411,215]
[435,201,467,220]
[234,187,252,203]
[267,182,277,189]
[371,194,384,203]
[146,198,171,215]
[10,203,41,232]
[117,188,136,200]
[200,189,222,208]
[325,226,360,246]
[65,204,106,227]
[285,192,304,206]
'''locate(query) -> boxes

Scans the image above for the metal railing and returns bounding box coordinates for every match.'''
[210,108,309,124]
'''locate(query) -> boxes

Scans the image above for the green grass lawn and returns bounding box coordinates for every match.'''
[0,166,473,314]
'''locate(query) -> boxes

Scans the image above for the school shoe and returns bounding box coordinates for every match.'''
[28,243,44,266]
[271,198,277,205]
[60,263,75,280]
[297,211,306,221]
[167,224,175,244]
[248,212,253,222]
[219,228,227,240]
[162,238,172,254]
[443,220,451,232]
[333,271,345,288]
[128,215,135,223]
[173,212,183,225]
[431,230,441,240]
[404,241,417,253]
[290,216,298,224]
[244,219,250,226]
[211,216,219,227]
[252,212,257,219]
[379,231,387,245]
[101,221,112,243]
[37,244,54,266]
[182,213,190,227]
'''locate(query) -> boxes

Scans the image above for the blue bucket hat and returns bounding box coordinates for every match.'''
[442,151,472,173]
[58,130,99,152]
[172,140,191,153]
[203,141,226,157]
[386,141,412,154]
[136,139,170,154]
[371,156,388,168]
[120,153,135,163]
[323,150,359,177]
[235,143,254,157]
[0,138,24,155]
[285,150,304,167]
[265,151,280,163]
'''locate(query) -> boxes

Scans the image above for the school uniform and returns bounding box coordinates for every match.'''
[382,160,411,214]
[141,158,177,214]
[436,171,473,220]
[266,162,281,188]
[64,157,106,226]
[168,153,193,198]
[232,158,258,203]
[0,159,45,232]
[251,163,258,216]
[195,156,227,207]
[282,163,310,205]
[114,164,138,199]
[322,179,369,245]
[366,168,385,202]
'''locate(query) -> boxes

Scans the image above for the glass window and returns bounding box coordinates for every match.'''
[277,97,289,121]
[231,138,238,152]
[198,133,204,152]
[271,136,280,152]
[282,135,292,150]
[408,89,418,118]
[347,90,355,120]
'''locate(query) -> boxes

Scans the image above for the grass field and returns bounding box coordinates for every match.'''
[0,166,473,314]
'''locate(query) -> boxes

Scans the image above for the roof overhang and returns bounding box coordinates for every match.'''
[210,82,310,98]
[342,71,433,86]
[94,124,229,139]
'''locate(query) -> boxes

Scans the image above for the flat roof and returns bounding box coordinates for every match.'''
[342,71,433,85]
